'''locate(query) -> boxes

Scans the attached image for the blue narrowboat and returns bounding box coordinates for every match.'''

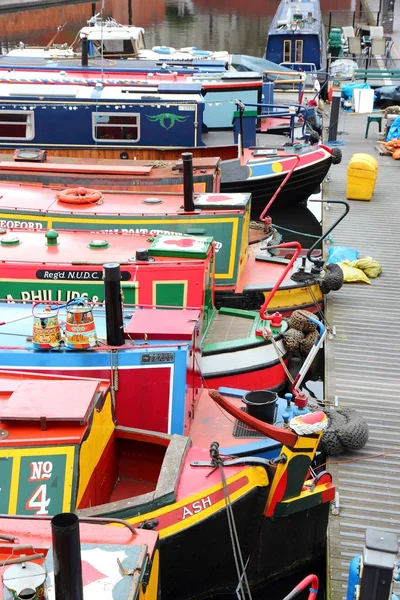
[264,0,326,72]
[0,82,205,151]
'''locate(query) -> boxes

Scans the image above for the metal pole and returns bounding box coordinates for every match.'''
[103,263,125,347]
[182,152,195,212]
[328,88,341,142]
[81,37,88,67]
[51,513,84,600]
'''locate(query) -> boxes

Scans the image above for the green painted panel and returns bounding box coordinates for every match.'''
[17,454,68,516]
[2,281,137,304]
[155,282,185,308]
[49,214,241,285]
[0,456,13,512]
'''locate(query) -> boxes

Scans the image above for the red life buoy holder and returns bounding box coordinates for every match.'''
[56,186,103,205]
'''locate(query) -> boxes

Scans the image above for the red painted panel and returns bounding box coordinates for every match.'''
[205,361,287,391]
[114,366,172,432]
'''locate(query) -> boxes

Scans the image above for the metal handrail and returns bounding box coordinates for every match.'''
[259,154,301,221]
[0,514,137,534]
[306,199,350,265]
[292,314,326,395]
[259,242,302,320]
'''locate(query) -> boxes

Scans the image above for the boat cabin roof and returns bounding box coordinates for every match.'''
[0,229,213,265]
[0,82,204,100]
[80,24,145,41]
[0,69,262,87]
[0,155,220,180]
[0,516,159,586]
[0,370,109,445]
[269,0,321,35]
[126,309,201,340]
[0,184,250,216]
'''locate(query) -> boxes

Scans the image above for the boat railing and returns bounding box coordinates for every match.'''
[279,61,318,73]
[0,513,137,534]
[258,241,302,321]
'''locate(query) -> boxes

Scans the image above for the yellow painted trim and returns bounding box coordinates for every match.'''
[152,280,188,308]
[265,282,322,310]
[140,548,159,599]
[0,215,240,279]
[118,466,268,538]
[76,391,115,506]
[0,446,75,514]
[0,278,105,286]
[8,455,21,514]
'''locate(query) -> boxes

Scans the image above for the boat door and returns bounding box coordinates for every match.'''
[282,37,304,65]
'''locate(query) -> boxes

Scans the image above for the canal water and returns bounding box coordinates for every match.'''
[1,1,336,597]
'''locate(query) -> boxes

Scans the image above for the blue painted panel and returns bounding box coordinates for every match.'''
[0,99,204,148]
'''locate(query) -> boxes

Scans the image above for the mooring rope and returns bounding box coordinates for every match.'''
[210,442,253,600]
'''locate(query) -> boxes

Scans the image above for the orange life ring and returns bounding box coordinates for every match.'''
[56,186,103,205]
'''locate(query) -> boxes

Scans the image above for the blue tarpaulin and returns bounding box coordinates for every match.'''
[386,116,400,142]
[341,82,371,101]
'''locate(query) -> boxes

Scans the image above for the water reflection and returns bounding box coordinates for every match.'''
[0,0,351,55]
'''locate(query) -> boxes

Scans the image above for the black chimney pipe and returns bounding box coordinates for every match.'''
[182,152,195,212]
[103,262,125,346]
[81,36,89,67]
[51,513,84,600]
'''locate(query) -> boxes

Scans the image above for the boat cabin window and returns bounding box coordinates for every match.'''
[0,111,34,140]
[283,40,291,62]
[92,112,140,142]
[295,40,303,62]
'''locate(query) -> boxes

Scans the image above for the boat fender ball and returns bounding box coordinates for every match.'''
[331,146,342,165]
[320,263,344,294]
[321,408,369,455]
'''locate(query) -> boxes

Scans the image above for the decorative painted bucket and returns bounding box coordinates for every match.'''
[65,298,97,349]
[32,303,61,349]
[2,562,48,599]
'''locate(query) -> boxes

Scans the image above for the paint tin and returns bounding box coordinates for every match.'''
[65,298,97,349]
[32,303,61,349]
[2,562,48,599]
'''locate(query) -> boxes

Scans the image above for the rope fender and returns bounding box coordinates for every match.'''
[320,262,344,294]
[321,408,369,455]
[56,186,103,205]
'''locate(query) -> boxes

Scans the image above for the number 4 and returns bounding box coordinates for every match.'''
[26,484,51,515]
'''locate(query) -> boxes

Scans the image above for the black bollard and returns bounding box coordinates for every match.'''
[103,262,125,346]
[182,152,195,212]
[81,36,89,67]
[51,513,84,600]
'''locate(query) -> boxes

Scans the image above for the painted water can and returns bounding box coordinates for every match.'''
[2,562,48,599]
[65,298,97,349]
[32,303,61,349]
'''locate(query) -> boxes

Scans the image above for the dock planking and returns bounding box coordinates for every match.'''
[323,110,400,599]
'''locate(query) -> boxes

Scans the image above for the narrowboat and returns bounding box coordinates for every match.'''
[264,0,327,73]
[0,181,327,315]
[0,80,337,209]
[0,511,161,599]
[0,229,290,391]
[0,68,265,131]
[0,368,335,599]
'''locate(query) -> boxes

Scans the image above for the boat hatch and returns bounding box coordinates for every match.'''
[126,309,200,341]
[0,379,100,423]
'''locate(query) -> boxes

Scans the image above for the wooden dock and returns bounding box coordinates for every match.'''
[323,110,400,599]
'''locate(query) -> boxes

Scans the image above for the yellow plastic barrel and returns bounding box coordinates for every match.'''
[346,153,378,201]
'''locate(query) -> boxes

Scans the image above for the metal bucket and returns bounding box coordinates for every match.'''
[32,303,61,349]
[65,298,97,349]
[2,562,48,599]
[242,390,278,424]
